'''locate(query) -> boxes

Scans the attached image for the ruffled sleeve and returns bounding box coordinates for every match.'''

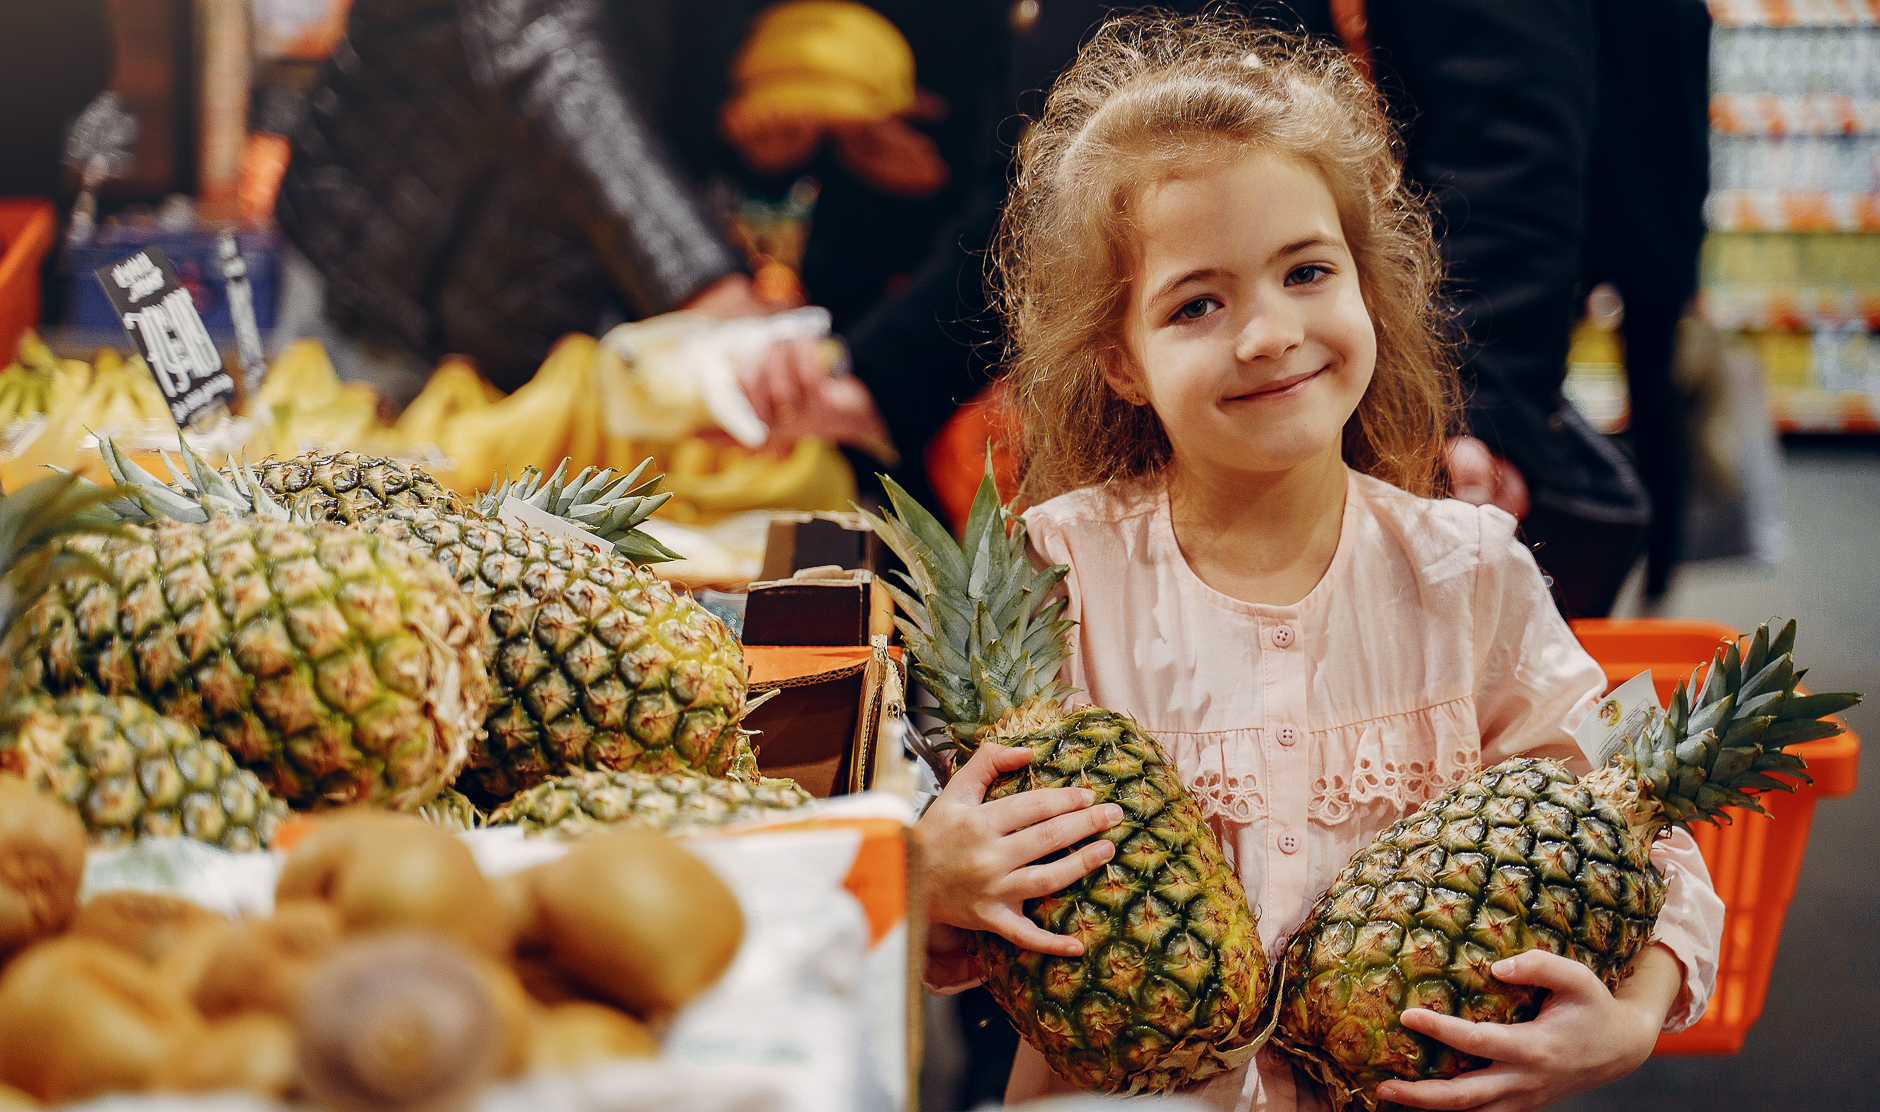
[1466,502,1721,1029]
[1470,504,1605,767]
[1644,828,1726,1031]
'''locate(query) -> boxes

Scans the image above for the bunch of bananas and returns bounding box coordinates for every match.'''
[245,339,402,459]
[0,332,91,427]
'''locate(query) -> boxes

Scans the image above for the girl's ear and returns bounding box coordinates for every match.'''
[1097,355,1146,407]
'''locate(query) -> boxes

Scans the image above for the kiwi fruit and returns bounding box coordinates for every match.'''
[192,901,344,1019]
[0,936,202,1102]
[70,890,223,964]
[466,953,536,1079]
[276,811,512,959]
[297,934,501,1112]
[527,1002,658,1074]
[530,826,743,1018]
[153,1011,299,1098]
[0,778,86,963]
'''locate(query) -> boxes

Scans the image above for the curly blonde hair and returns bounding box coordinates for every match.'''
[993,12,1457,503]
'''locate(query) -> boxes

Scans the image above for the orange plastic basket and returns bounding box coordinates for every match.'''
[1570,618,1861,1056]
[0,199,55,366]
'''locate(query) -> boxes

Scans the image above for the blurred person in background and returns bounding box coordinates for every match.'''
[275,0,1003,421]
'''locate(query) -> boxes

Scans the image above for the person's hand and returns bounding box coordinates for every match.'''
[1377,945,1681,1112]
[681,273,774,319]
[914,744,1126,956]
[1445,435,1530,519]
[739,334,896,461]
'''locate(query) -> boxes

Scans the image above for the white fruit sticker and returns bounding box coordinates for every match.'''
[1573,669,1662,769]
[498,496,610,553]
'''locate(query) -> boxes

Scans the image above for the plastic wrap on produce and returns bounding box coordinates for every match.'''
[70,792,915,1112]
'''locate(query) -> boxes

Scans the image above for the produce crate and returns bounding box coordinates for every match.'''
[1571,618,1862,1056]
[0,198,55,365]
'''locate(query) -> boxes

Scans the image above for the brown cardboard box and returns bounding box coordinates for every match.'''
[743,567,895,646]
[745,638,904,797]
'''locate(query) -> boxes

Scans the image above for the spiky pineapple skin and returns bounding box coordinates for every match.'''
[239,454,752,800]
[490,767,810,836]
[1271,757,1665,1111]
[965,707,1267,1095]
[0,692,288,851]
[244,453,467,523]
[15,518,489,810]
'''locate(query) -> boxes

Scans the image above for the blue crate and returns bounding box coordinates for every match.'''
[66,227,279,338]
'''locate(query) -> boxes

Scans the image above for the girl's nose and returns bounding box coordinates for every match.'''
[1233,302,1303,363]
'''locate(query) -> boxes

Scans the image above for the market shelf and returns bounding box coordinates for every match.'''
[1707,190,1880,232]
[1709,0,1880,27]
[1712,93,1880,134]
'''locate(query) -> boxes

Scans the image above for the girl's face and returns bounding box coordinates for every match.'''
[1118,151,1377,482]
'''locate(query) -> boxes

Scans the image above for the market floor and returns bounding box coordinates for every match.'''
[1557,439,1880,1112]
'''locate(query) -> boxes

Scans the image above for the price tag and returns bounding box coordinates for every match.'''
[1572,670,1662,769]
[498,496,610,554]
[217,231,267,396]
[93,246,236,429]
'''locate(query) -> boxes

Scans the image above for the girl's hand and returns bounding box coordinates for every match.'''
[1378,945,1681,1112]
[1445,435,1531,520]
[915,744,1125,956]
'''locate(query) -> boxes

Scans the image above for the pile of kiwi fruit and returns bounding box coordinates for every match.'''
[0,777,745,1109]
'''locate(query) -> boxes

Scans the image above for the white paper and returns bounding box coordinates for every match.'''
[499,495,612,552]
[1572,669,1662,769]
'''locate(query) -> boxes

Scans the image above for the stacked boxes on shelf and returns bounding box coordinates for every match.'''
[1701,0,1880,431]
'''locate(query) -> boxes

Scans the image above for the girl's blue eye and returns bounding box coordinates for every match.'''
[1176,297,1220,320]
[1287,264,1332,286]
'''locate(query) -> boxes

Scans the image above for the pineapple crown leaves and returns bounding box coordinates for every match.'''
[474,457,682,564]
[0,472,127,667]
[96,436,315,528]
[1625,617,1860,828]
[856,458,1074,747]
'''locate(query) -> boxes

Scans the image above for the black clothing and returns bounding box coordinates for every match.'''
[1582,0,1713,600]
[279,0,744,391]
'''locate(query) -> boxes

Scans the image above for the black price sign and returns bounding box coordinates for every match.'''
[93,245,235,428]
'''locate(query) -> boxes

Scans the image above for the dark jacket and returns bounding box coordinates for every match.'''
[278,0,744,391]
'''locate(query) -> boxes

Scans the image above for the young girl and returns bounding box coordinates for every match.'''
[915,15,1723,1112]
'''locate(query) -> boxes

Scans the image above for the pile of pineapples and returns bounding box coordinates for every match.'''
[0,441,814,854]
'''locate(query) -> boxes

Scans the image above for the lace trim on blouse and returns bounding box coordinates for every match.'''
[1157,700,1482,828]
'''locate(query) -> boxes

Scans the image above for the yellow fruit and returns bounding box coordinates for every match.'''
[153,1012,299,1098]
[527,1002,658,1073]
[68,890,223,965]
[0,776,87,962]
[275,811,514,960]
[529,825,743,1018]
[0,937,203,1103]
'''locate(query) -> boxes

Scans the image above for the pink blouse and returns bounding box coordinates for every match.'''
[937,470,1723,1112]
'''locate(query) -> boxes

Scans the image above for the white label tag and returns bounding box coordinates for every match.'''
[497,496,610,553]
[1573,669,1662,769]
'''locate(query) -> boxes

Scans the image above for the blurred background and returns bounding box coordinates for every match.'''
[0,1,1873,1109]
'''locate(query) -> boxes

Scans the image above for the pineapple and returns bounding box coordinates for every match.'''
[101,443,751,802]
[489,767,811,836]
[14,515,490,810]
[1271,619,1861,1111]
[418,787,486,832]
[1,692,287,851]
[862,468,1268,1094]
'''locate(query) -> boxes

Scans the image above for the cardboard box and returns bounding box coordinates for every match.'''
[758,512,885,581]
[745,637,904,797]
[743,567,895,646]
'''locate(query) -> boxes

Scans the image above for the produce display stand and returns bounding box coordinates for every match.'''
[1573,617,1862,1056]
[1701,0,1880,433]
